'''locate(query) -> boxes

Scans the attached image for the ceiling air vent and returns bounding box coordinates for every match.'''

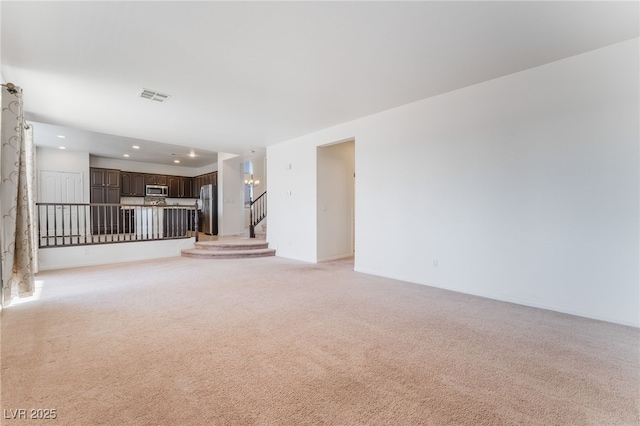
[139,88,170,103]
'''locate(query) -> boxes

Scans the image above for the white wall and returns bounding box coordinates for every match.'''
[89,156,211,177]
[317,141,355,261]
[39,238,195,271]
[194,162,219,176]
[217,153,245,236]
[252,155,267,198]
[268,142,319,261]
[36,147,90,202]
[267,39,639,327]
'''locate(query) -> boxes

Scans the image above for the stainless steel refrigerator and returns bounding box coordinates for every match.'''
[199,184,218,235]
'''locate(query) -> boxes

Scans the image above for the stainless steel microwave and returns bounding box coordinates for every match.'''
[146,185,168,197]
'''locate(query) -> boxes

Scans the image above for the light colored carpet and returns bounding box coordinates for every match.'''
[1,256,638,425]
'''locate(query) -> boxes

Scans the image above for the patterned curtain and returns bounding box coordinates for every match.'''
[1,84,37,306]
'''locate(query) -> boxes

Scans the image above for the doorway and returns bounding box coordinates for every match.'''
[316,139,355,264]
[38,170,84,241]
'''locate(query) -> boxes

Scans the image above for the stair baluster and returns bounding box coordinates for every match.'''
[249,191,267,238]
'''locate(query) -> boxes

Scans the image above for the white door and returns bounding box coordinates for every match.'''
[39,171,83,243]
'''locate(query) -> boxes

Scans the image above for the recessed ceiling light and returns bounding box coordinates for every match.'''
[58,146,66,150]
[132,145,140,149]
[123,154,130,158]
[174,160,180,163]
[57,135,66,139]
[189,152,196,157]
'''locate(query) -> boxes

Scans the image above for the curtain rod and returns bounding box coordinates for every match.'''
[2,82,21,94]
[1,82,30,129]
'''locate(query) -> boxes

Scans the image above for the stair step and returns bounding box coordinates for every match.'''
[194,240,269,251]
[181,248,276,259]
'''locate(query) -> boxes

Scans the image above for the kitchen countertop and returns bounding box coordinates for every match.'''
[120,205,197,209]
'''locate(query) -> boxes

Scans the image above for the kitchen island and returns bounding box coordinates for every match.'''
[135,206,165,239]
[163,206,197,238]
[120,205,196,240]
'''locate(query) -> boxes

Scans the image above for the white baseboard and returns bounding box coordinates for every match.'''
[354,266,639,328]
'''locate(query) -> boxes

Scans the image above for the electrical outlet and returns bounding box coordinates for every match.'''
[433,259,439,268]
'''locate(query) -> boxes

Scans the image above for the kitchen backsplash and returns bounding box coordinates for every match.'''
[121,196,198,206]
[166,198,199,206]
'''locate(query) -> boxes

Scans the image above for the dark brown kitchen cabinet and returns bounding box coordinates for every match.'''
[121,172,145,196]
[91,168,120,187]
[90,168,121,234]
[210,172,217,186]
[192,176,202,197]
[168,176,194,198]
[180,177,193,198]
[193,172,217,198]
[145,174,167,186]
[168,176,180,197]
[192,176,200,197]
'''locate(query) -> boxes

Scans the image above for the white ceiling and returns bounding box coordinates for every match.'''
[2,1,638,164]
[31,121,219,168]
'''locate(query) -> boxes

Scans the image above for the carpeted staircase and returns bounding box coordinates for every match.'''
[181,239,275,259]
